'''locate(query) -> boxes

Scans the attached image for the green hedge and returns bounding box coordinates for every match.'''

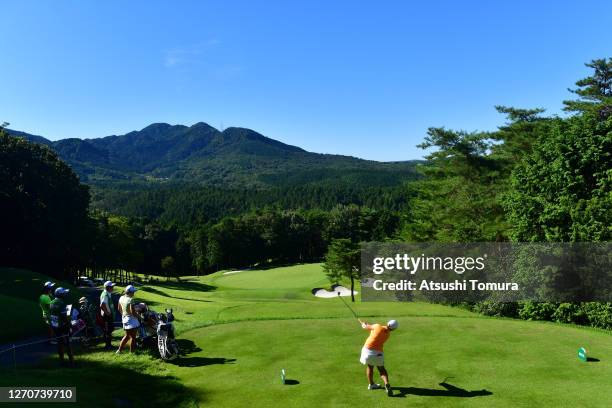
[470,301,612,330]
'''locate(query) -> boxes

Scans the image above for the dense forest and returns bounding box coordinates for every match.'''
[1,58,610,327]
[91,184,411,226]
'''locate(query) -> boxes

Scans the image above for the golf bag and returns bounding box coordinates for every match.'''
[157,309,179,361]
[68,304,101,347]
[135,303,179,360]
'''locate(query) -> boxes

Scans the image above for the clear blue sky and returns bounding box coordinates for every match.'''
[1,1,611,161]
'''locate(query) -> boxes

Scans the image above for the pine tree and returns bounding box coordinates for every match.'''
[563,58,612,119]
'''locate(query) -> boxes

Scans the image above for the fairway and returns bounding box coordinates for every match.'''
[2,264,612,407]
[213,264,331,289]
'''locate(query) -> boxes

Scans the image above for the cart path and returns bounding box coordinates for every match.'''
[0,335,56,368]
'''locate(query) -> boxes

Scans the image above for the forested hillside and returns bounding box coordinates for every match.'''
[8,123,421,188]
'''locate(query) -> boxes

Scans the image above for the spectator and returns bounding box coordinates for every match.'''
[116,285,140,354]
[39,281,55,344]
[49,287,74,366]
[99,281,116,349]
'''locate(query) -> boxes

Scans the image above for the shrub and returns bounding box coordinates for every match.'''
[552,303,587,325]
[473,301,519,318]
[581,302,612,330]
[518,301,557,321]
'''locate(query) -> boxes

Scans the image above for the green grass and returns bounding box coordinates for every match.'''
[0,268,82,342]
[3,352,198,407]
[2,264,612,407]
[210,264,331,289]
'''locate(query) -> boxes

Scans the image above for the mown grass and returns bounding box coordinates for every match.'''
[1,352,198,408]
[2,263,612,407]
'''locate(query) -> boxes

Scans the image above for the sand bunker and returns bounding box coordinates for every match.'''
[223,270,248,275]
[312,284,358,298]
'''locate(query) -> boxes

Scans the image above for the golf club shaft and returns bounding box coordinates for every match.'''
[337,293,360,321]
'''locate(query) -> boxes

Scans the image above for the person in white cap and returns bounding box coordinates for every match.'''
[39,281,56,343]
[359,319,398,397]
[49,287,74,366]
[99,281,116,349]
[116,285,140,353]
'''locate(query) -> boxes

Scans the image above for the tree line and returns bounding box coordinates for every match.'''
[191,205,400,272]
[90,183,412,227]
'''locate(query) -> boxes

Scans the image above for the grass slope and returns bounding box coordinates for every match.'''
[0,268,82,342]
[2,264,611,407]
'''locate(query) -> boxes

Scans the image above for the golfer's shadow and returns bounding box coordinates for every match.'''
[392,382,492,398]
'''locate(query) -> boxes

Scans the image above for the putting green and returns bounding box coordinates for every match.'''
[2,264,611,407]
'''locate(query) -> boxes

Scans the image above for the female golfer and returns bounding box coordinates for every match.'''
[116,285,140,353]
[359,319,398,397]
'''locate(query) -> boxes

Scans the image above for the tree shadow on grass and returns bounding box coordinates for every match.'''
[391,382,492,398]
[138,299,163,308]
[253,261,302,270]
[0,357,201,407]
[140,286,173,297]
[155,280,216,293]
[140,286,212,302]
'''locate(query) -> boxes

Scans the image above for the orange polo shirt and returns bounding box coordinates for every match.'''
[364,324,390,352]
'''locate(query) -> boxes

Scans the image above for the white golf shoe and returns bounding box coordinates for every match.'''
[368,383,383,390]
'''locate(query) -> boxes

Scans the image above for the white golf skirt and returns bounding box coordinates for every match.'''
[360,346,384,366]
[122,315,140,330]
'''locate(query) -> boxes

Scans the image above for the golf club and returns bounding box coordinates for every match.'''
[337,291,361,322]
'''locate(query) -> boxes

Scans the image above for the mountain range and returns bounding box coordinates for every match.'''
[8,123,420,188]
